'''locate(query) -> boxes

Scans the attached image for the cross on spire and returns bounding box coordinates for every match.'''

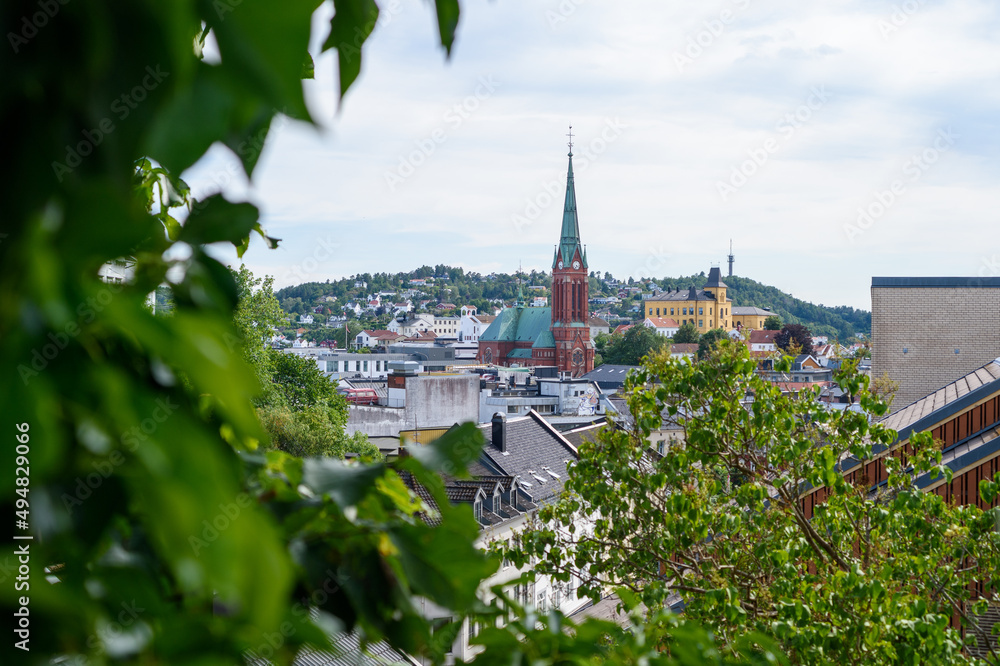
[566,125,574,155]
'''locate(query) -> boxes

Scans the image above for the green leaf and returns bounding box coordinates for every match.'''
[181,195,260,246]
[433,0,461,56]
[202,0,319,121]
[301,457,385,506]
[324,0,380,98]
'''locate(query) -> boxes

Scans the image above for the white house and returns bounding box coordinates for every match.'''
[643,316,679,337]
[390,313,434,337]
[459,313,497,343]
[299,314,314,324]
[748,329,778,352]
[588,317,611,341]
[354,329,404,349]
[432,315,461,338]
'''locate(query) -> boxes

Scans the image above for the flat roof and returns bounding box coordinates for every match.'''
[872,277,1000,288]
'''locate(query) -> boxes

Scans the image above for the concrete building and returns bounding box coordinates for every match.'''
[478,376,612,423]
[318,352,415,379]
[345,364,479,438]
[871,277,1000,410]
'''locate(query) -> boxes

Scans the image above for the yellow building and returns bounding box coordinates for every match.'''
[642,267,771,334]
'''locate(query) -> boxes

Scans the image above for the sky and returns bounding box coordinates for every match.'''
[182,0,1000,311]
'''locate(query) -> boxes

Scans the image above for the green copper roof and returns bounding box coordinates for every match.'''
[507,349,534,359]
[480,307,553,343]
[553,152,587,270]
[532,329,556,348]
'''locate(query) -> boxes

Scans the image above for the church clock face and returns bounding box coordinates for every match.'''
[557,260,563,269]
[572,261,580,269]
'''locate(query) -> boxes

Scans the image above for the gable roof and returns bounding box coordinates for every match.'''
[480,306,553,343]
[589,316,610,328]
[748,329,778,344]
[881,358,1000,436]
[644,317,679,329]
[477,411,579,504]
[532,329,556,348]
[561,422,607,450]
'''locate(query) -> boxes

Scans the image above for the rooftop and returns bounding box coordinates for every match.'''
[872,276,1000,288]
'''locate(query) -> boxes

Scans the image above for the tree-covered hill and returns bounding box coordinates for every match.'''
[656,273,870,341]
[272,265,870,341]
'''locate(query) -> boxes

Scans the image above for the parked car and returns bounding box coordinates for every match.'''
[341,388,378,405]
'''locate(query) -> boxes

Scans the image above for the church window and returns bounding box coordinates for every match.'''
[484,347,493,364]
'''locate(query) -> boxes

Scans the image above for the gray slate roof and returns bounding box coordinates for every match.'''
[476,412,579,504]
[731,306,772,316]
[581,364,637,390]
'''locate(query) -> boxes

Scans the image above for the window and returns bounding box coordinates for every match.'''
[537,590,548,612]
[493,494,501,514]
[710,307,713,314]
[474,500,483,522]
[363,361,368,372]
[648,308,653,315]
[682,307,687,315]
[699,320,703,328]
[537,405,554,414]
[657,440,665,454]
[656,307,660,315]
[670,308,674,315]
[699,307,704,315]
[507,405,519,414]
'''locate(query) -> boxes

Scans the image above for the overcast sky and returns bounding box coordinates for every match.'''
[183,0,1000,310]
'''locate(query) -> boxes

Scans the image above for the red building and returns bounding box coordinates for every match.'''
[478,141,595,376]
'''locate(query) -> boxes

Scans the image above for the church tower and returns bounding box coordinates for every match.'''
[551,129,594,377]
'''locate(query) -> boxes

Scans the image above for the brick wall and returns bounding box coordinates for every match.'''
[871,280,1000,410]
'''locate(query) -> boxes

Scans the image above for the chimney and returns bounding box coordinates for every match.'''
[491,412,507,453]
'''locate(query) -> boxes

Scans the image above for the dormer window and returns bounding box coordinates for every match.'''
[474,499,483,522]
[493,493,501,514]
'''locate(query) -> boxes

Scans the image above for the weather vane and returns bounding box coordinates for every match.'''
[566,125,574,153]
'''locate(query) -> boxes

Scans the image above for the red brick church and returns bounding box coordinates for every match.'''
[478,139,595,376]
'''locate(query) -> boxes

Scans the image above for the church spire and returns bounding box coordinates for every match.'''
[554,125,586,270]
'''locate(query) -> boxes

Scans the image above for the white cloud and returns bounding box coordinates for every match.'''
[183,0,1000,309]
